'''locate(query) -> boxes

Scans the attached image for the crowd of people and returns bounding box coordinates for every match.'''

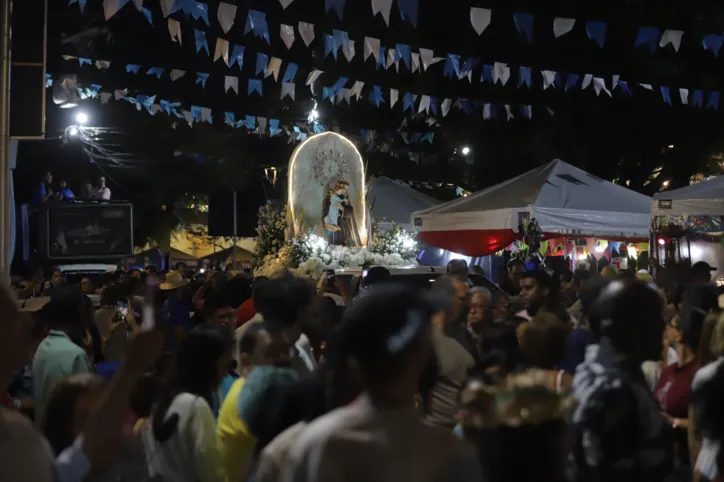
[32,171,112,204]
[0,255,723,482]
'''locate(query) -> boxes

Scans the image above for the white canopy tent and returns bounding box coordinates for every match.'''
[412,159,652,256]
[652,175,724,216]
[368,177,440,232]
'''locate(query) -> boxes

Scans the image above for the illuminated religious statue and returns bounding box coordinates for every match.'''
[287,132,368,246]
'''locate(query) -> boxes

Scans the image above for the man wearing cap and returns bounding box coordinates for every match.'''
[283,284,481,482]
[692,261,716,284]
[159,271,191,352]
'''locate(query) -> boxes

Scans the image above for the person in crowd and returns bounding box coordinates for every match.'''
[457,370,572,482]
[572,279,674,481]
[566,269,592,322]
[51,269,65,288]
[237,276,268,328]
[79,277,93,295]
[501,258,525,296]
[446,259,469,281]
[159,271,192,352]
[692,261,716,284]
[91,175,111,200]
[467,286,492,343]
[7,310,48,418]
[201,292,235,333]
[145,265,159,277]
[193,272,229,312]
[217,323,295,482]
[316,270,349,307]
[33,298,94,426]
[424,277,476,430]
[225,274,252,310]
[140,324,233,482]
[470,265,485,277]
[257,275,317,377]
[356,266,391,300]
[431,275,478,360]
[0,280,164,482]
[55,180,75,201]
[174,261,188,274]
[81,179,94,198]
[283,284,482,482]
[690,355,724,482]
[560,270,577,308]
[95,285,138,362]
[518,312,572,393]
[518,270,570,324]
[32,172,54,205]
[491,291,511,322]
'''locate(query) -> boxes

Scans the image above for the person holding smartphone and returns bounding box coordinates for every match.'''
[95,286,138,362]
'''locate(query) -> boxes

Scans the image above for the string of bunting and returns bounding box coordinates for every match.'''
[67,1,722,111]
[46,73,442,147]
[70,0,724,57]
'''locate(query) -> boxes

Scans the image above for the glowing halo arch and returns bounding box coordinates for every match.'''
[287,131,368,246]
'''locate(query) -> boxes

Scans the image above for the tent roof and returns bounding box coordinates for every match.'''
[652,175,724,216]
[201,245,256,261]
[368,177,440,228]
[415,159,651,216]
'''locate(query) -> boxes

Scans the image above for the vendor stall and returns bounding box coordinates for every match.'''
[368,176,441,232]
[412,160,652,257]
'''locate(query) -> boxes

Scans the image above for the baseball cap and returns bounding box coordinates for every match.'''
[693,261,717,273]
[340,284,449,362]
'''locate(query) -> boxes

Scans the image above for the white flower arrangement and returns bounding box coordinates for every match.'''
[254,227,419,279]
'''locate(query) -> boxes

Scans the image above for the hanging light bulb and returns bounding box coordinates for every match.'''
[307,101,319,125]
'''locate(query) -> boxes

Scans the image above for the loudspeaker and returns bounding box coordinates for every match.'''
[9,0,47,139]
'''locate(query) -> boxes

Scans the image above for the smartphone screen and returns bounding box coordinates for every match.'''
[116,300,129,322]
[141,276,158,332]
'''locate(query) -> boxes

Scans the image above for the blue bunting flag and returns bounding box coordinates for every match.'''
[248,79,263,96]
[270,119,282,136]
[323,87,335,103]
[139,7,152,25]
[617,80,631,96]
[692,90,704,108]
[403,92,416,112]
[586,21,607,48]
[195,72,209,88]
[331,77,348,94]
[79,57,92,66]
[126,64,141,74]
[194,29,209,54]
[481,64,493,83]
[421,132,434,143]
[255,53,268,76]
[377,47,385,70]
[230,45,245,70]
[146,67,164,79]
[324,35,337,59]
[708,91,720,110]
[368,85,384,107]
[325,0,345,19]
[564,73,580,91]
[394,44,412,70]
[518,66,532,88]
[397,0,419,27]
[703,34,724,57]
[429,96,438,115]
[635,27,660,53]
[443,54,460,79]
[191,2,209,26]
[660,86,672,105]
[513,13,534,43]
[282,63,298,83]
[191,106,202,122]
[245,10,270,44]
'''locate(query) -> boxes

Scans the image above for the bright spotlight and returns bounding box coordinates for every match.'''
[594,243,604,253]
[627,245,638,259]
[461,146,471,156]
[668,144,675,149]
[68,127,79,137]
[307,102,319,124]
[658,238,666,246]
[76,112,88,125]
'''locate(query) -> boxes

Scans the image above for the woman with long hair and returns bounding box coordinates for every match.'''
[140,324,233,482]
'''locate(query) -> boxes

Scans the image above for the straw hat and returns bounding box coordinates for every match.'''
[159,271,190,291]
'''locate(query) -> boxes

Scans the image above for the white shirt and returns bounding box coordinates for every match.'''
[140,393,225,482]
[92,186,111,200]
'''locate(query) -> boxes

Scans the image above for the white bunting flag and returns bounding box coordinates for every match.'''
[100,92,112,105]
[385,49,395,69]
[390,89,399,108]
[541,70,556,90]
[364,37,380,62]
[266,57,282,81]
[659,29,684,52]
[343,40,355,62]
[371,0,393,26]
[160,0,174,17]
[225,76,239,94]
[298,22,315,47]
[281,82,295,100]
[336,88,351,105]
[114,89,127,100]
[279,0,294,9]
[257,117,267,134]
[546,106,556,116]
[504,104,514,121]
[470,7,491,35]
[170,69,186,81]
[217,3,237,34]
[400,132,409,144]
[280,25,295,49]
[612,74,620,90]
[418,95,430,114]
[214,38,230,65]
[306,69,324,85]
[679,88,689,104]
[639,83,653,91]
[168,19,182,45]
[493,62,510,86]
[200,107,212,123]
[441,98,452,117]
[103,0,121,20]
[350,81,365,100]
[410,52,420,73]
[581,74,593,90]
[419,48,434,71]
[134,0,143,8]
[95,60,111,70]
[553,18,576,37]
[592,77,612,97]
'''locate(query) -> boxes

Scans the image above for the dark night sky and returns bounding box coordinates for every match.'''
[17,0,724,222]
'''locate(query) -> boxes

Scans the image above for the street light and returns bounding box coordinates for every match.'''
[461,146,471,156]
[68,127,79,137]
[76,112,88,125]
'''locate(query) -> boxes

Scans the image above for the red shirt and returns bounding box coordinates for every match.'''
[654,358,699,463]
[236,298,256,328]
